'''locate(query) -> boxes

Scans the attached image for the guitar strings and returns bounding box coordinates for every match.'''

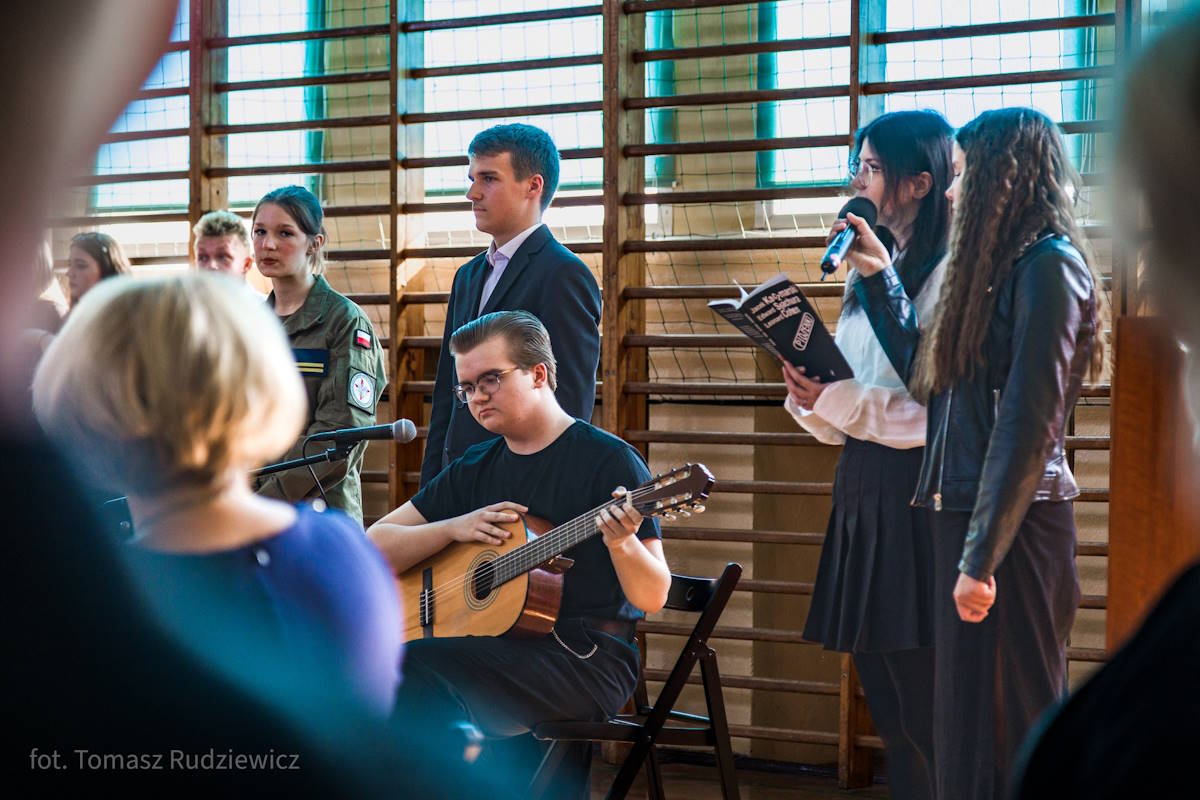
[416,482,676,609]
[418,484,658,607]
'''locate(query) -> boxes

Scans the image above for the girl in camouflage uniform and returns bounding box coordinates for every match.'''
[252,185,385,526]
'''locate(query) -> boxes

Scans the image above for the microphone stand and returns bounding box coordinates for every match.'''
[256,437,363,512]
[254,443,355,478]
[101,444,359,542]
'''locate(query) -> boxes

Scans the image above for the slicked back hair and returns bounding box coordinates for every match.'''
[449,310,558,391]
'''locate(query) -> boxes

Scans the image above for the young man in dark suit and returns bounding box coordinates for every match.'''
[420,124,602,487]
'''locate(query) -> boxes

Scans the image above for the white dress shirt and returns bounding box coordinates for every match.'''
[786,256,947,449]
[478,222,543,313]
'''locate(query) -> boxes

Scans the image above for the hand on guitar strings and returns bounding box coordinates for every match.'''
[448,501,528,546]
[596,487,644,550]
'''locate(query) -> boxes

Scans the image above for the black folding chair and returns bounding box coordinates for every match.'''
[530,562,743,799]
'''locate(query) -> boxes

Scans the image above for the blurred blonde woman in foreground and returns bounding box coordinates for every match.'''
[33,272,402,719]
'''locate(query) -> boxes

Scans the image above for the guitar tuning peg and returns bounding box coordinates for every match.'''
[663,513,677,521]
[691,504,706,514]
[678,509,692,518]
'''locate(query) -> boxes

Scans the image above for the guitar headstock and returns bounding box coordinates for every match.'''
[630,463,714,521]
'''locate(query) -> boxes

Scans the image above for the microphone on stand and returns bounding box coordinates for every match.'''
[307,419,418,446]
[820,197,878,278]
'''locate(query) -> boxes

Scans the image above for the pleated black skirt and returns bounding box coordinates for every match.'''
[802,436,934,653]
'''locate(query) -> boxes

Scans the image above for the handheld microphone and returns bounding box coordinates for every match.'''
[820,197,878,278]
[307,419,418,445]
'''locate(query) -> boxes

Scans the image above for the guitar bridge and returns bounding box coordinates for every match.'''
[540,555,574,575]
[419,567,434,637]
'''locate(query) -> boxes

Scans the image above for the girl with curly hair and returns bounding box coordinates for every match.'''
[839,106,1107,799]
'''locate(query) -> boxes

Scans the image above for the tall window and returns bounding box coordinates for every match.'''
[756,0,1104,193]
[91,0,326,213]
[418,0,603,200]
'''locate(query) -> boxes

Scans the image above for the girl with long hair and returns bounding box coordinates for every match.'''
[843,106,1107,799]
[67,231,131,307]
[784,109,953,800]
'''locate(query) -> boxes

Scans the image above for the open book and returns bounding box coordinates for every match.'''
[708,273,854,382]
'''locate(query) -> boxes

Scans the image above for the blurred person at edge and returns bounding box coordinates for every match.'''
[17,240,67,406]
[0,4,501,795]
[32,272,403,723]
[67,230,130,306]
[844,107,1106,800]
[1013,14,1200,800]
[31,237,67,332]
[20,231,131,370]
[18,232,129,412]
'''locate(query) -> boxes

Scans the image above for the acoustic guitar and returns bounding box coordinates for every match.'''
[397,463,714,643]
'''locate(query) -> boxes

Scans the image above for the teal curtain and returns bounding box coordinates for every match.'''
[755,4,778,187]
[646,10,677,188]
[304,0,327,196]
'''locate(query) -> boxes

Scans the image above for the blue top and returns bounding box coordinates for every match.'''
[411,420,661,623]
[123,505,402,717]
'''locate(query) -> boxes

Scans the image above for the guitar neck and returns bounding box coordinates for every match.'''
[490,498,622,586]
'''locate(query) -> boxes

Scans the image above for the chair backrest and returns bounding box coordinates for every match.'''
[664,563,741,621]
[652,562,742,693]
[665,573,722,613]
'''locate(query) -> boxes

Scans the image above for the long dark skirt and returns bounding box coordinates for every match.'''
[931,501,1080,800]
[803,437,934,652]
[803,437,937,799]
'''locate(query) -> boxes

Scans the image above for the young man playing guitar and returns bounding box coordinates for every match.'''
[368,310,671,797]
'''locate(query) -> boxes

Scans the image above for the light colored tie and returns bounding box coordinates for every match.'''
[478,251,509,313]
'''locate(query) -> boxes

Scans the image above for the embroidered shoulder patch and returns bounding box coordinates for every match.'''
[348,370,376,411]
[354,328,372,349]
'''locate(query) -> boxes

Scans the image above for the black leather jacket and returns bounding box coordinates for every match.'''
[855,233,1098,580]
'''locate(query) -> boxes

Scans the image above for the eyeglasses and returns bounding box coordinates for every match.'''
[848,158,884,185]
[453,367,519,404]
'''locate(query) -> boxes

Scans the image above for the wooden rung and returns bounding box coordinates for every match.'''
[661,527,825,545]
[641,668,840,696]
[626,428,1108,450]
[726,724,839,746]
[398,291,452,305]
[640,620,817,644]
[713,480,833,495]
[398,336,442,349]
[736,578,815,595]
[623,283,845,300]
[642,622,1108,662]
[1066,647,1106,662]
[852,735,885,750]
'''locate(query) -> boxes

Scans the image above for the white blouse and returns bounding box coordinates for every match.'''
[785,257,946,449]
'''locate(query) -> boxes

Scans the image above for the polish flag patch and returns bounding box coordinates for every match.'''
[354,328,372,349]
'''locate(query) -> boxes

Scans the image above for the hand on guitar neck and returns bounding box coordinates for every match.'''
[595,486,643,549]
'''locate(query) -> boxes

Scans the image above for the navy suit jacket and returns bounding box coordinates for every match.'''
[419,224,602,486]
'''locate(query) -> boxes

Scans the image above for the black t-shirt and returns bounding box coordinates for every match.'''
[411,420,661,622]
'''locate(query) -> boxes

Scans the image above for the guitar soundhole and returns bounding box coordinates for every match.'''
[471,562,496,601]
